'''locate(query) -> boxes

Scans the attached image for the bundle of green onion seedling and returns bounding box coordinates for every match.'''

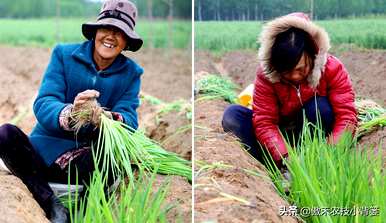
[96,114,192,182]
[196,74,239,103]
[355,99,386,136]
[70,99,191,182]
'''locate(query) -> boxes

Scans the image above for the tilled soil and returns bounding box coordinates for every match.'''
[0,170,49,223]
[0,45,49,134]
[0,46,192,222]
[138,100,192,161]
[154,175,192,222]
[194,100,298,223]
[138,100,192,221]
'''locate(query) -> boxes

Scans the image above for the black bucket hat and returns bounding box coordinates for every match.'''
[82,0,143,52]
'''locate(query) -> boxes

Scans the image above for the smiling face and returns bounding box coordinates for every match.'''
[281,53,312,85]
[93,26,127,70]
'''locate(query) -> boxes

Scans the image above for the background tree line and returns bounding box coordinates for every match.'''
[195,0,386,21]
[0,0,191,19]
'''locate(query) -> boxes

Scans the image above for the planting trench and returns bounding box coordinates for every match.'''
[0,46,192,222]
[137,99,192,221]
[194,48,385,222]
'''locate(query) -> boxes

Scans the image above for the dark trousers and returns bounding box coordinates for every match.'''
[222,96,334,163]
[0,124,96,214]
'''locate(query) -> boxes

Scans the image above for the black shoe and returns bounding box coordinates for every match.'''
[48,195,69,223]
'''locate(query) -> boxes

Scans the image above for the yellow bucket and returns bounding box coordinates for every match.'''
[237,84,254,108]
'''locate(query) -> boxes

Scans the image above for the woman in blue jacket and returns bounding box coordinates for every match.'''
[0,0,143,222]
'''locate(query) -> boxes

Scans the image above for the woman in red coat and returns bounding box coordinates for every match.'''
[222,13,357,168]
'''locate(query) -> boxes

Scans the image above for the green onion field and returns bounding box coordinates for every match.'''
[0,18,191,49]
[195,18,386,52]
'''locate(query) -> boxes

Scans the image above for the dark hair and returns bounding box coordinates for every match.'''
[269,27,317,74]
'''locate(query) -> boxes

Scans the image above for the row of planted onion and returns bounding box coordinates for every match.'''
[266,123,385,223]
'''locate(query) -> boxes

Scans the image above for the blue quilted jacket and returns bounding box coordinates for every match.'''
[29,40,143,166]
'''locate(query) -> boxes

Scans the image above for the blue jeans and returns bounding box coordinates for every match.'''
[222,96,334,162]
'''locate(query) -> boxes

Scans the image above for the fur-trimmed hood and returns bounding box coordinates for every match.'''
[258,12,330,88]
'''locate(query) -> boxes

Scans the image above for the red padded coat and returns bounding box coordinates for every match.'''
[252,13,357,163]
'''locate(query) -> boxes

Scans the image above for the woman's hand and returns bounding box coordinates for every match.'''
[73,90,100,113]
[72,90,114,127]
[91,106,113,127]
